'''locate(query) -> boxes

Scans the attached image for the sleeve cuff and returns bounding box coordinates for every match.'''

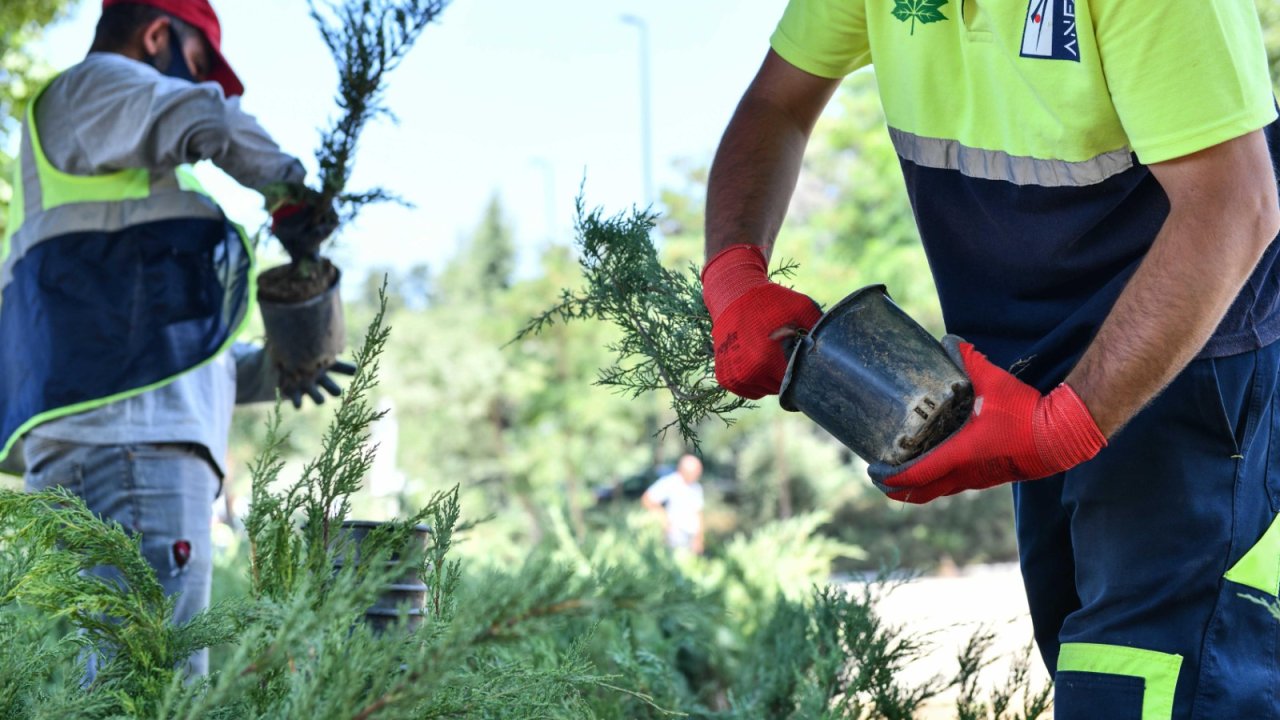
[1134,103,1278,165]
[769,29,867,80]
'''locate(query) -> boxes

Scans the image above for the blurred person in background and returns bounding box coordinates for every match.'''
[642,454,705,555]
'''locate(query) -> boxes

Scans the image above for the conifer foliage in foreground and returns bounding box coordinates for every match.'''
[1,295,1052,718]
[517,198,806,447]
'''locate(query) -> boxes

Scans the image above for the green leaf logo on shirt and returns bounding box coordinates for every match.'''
[892,0,949,34]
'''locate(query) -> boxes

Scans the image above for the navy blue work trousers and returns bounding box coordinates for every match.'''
[1016,342,1280,719]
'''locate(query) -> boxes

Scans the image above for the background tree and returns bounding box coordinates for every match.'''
[1258,0,1280,87]
[0,0,79,232]
[244,68,1024,573]
[235,0,1280,578]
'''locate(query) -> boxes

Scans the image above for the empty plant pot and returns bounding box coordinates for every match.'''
[365,607,426,633]
[334,520,431,563]
[259,266,346,381]
[368,583,429,612]
[331,520,432,635]
[779,285,973,466]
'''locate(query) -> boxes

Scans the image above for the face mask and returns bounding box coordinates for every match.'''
[146,27,196,83]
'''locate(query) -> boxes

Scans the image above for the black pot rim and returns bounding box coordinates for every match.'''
[778,284,889,412]
[339,520,432,533]
[365,608,427,617]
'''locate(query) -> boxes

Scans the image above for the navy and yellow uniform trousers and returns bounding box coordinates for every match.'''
[1015,341,1280,718]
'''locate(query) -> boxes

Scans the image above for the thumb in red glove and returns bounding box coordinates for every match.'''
[869,336,1107,504]
[702,244,823,399]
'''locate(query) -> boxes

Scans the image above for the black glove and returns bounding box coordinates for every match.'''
[271,188,339,261]
[279,360,356,409]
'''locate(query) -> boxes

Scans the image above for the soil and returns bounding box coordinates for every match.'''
[258,257,339,304]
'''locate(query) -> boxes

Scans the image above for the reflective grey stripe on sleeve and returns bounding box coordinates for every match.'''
[888,127,1134,187]
[0,191,225,290]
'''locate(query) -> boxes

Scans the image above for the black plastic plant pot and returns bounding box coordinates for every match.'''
[334,520,432,561]
[332,520,431,634]
[331,559,426,586]
[368,583,429,612]
[365,607,426,633]
[259,268,346,379]
[779,285,974,467]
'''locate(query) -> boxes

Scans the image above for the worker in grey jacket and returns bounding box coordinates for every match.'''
[0,0,340,676]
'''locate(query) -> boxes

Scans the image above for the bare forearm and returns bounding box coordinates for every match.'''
[1068,133,1279,436]
[1069,216,1265,433]
[705,97,812,261]
[705,51,840,263]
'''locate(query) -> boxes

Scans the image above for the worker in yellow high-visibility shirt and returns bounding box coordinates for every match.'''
[702,0,1280,716]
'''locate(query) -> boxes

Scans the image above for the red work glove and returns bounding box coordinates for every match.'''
[869,336,1107,504]
[271,189,339,261]
[702,244,823,399]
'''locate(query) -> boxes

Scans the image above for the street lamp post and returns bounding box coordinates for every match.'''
[621,14,661,466]
[620,14,653,206]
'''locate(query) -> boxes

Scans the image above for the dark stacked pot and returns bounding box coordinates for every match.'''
[333,520,431,633]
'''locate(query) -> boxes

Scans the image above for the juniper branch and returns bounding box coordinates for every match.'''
[243,283,404,607]
[297,293,391,584]
[517,195,802,447]
[1,287,688,719]
[0,488,247,716]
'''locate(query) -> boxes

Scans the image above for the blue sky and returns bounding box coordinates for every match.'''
[37,0,791,278]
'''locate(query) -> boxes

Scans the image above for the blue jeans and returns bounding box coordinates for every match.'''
[24,438,219,677]
[1015,342,1280,719]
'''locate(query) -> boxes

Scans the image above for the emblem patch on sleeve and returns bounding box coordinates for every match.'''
[1020,0,1079,61]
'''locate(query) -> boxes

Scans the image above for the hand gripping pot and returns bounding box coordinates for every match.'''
[779,285,974,466]
[258,268,346,382]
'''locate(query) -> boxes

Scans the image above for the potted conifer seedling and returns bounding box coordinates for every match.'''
[257,0,448,406]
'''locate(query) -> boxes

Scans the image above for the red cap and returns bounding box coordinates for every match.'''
[102,0,244,97]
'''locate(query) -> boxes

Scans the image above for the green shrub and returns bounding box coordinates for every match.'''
[0,299,1049,718]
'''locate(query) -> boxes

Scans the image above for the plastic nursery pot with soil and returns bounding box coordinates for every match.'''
[257,259,346,383]
[332,520,432,634]
[779,285,974,467]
